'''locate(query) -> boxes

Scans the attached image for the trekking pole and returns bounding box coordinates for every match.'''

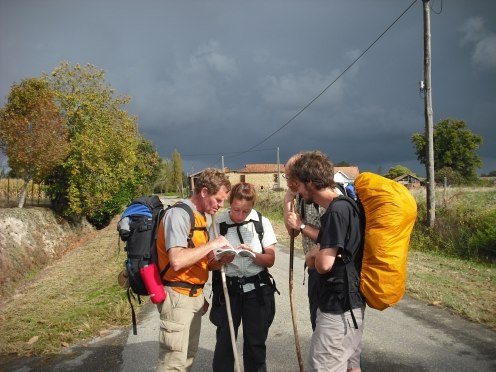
[212,215,241,372]
[289,204,304,371]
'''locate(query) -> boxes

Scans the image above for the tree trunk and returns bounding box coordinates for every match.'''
[18,178,30,208]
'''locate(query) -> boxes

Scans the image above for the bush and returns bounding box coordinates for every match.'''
[255,189,285,222]
[254,186,496,263]
[412,188,496,262]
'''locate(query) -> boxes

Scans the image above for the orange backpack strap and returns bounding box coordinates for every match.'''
[157,202,206,278]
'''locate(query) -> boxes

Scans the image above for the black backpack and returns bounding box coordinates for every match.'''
[117,196,196,334]
[118,195,165,296]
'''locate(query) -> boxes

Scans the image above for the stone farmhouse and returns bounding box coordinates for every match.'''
[188,163,361,191]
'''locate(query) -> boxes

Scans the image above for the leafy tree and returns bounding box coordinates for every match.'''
[132,138,162,196]
[44,62,160,226]
[384,165,415,180]
[182,172,190,197]
[153,158,173,194]
[412,119,483,182]
[172,149,183,193]
[0,78,69,208]
[335,161,351,167]
[435,167,465,186]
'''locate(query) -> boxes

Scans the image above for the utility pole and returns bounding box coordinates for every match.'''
[423,0,436,227]
[276,146,281,189]
[221,155,225,172]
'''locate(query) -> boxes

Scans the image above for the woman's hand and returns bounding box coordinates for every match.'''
[239,243,252,252]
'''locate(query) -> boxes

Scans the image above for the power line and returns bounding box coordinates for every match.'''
[430,0,443,15]
[234,0,419,156]
[183,0,418,166]
[182,147,275,158]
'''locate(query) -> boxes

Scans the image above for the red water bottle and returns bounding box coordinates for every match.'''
[140,263,166,304]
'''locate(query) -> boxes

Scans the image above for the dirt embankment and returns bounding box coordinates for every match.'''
[0,207,94,300]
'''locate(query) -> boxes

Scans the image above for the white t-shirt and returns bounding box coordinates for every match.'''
[210,208,277,292]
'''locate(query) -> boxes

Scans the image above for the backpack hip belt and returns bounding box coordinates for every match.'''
[212,269,279,305]
[162,280,205,297]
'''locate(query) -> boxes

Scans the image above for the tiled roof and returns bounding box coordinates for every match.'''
[393,174,421,182]
[237,164,286,173]
[334,166,360,179]
[234,163,360,178]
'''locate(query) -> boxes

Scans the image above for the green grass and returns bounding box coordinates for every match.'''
[411,188,496,261]
[406,250,495,328]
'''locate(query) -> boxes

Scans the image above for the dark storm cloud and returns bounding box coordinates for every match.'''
[1,0,495,176]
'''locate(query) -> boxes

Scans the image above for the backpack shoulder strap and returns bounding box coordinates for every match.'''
[151,207,166,258]
[254,211,264,246]
[298,195,320,219]
[167,201,207,245]
[331,195,364,330]
[335,183,347,197]
[298,196,306,221]
[219,220,228,237]
[337,196,365,235]
[158,201,204,278]
[337,194,354,209]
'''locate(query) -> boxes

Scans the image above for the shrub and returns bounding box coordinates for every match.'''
[412,188,496,262]
[255,189,285,221]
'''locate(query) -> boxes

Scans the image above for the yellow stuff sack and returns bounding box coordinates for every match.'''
[354,172,417,310]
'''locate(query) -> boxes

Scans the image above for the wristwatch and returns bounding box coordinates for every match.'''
[299,223,306,232]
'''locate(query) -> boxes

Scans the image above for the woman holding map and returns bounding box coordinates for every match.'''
[209,182,279,372]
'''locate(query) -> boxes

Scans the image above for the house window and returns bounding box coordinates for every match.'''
[273,174,279,182]
[240,175,245,182]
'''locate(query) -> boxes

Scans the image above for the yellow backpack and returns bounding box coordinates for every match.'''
[354,172,417,310]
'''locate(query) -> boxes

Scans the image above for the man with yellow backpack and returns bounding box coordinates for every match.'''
[289,150,417,372]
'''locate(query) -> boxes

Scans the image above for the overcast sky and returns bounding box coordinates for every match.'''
[1,0,495,176]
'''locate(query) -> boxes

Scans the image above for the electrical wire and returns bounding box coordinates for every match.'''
[182,0,419,166]
[430,0,443,15]
[182,147,275,158]
[233,0,419,157]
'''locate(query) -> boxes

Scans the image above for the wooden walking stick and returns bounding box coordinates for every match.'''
[212,215,241,372]
[289,203,304,371]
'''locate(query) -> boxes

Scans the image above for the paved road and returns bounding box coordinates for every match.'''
[4,243,496,371]
[119,244,496,372]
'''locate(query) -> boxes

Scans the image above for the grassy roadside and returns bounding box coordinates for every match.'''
[406,250,495,326]
[0,216,131,356]
[1,198,495,356]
